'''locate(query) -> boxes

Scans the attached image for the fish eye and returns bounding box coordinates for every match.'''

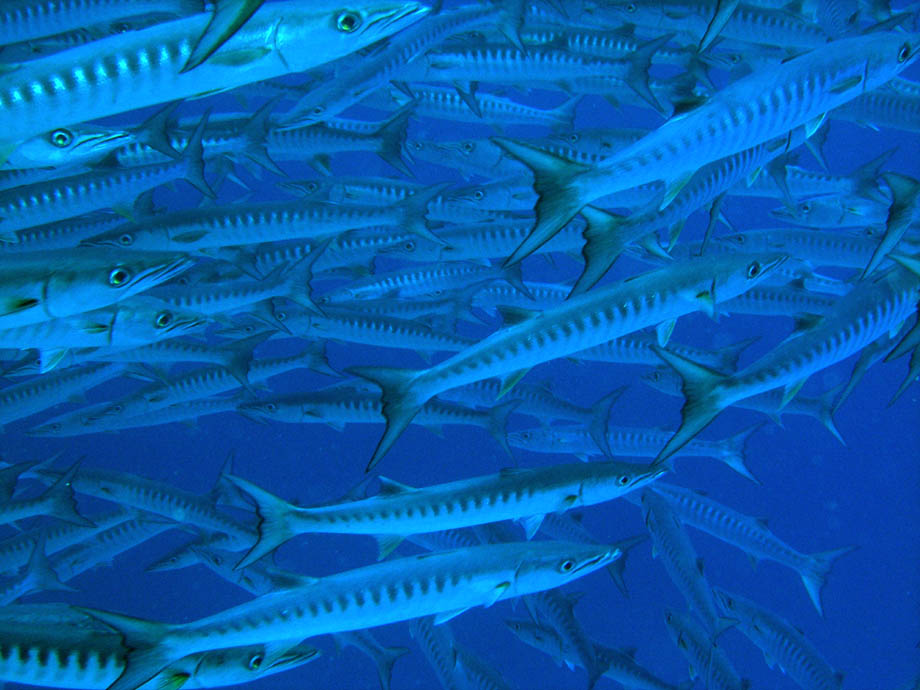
[154,311,173,328]
[733,234,745,244]
[617,474,630,486]
[473,189,485,200]
[798,201,811,214]
[247,653,264,671]
[746,261,761,279]
[108,267,131,286]
[49,128,73,148]
[312,105,325,116]
[461,141,475,153]
[403,240,416,252]
[625,2,637,11]
[275,310,287,321]
[266,403,277,412]
[411,141,423,151]
[665,612,673,623]
[336,11,361,33]
[212,554,223,566]
[521,431,531,440]
[118,233,134,246]
[898,42,911,63]
[559,559,576,573]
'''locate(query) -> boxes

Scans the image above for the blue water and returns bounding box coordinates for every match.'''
[5,7,920,690]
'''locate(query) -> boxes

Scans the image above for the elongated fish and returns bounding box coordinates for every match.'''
[80,540,620,690]
[226,459,663,567]
[0,1,429,149]
[350,251,786,468]
[493,31,920,263]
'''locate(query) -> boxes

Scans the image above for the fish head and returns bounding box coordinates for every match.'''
[108,297,207,345]
[5,124,131,169]
[503,618,566,657]
[184,641,321,687]
[274,1,431,72]
[864,30,920,81]
[711,586,754,621]
[509,541,621,597]
[45,252,193,317]
[80,225,170,252]
[662,607,696,649]
[710,252,789,303]
[640,366,681,394]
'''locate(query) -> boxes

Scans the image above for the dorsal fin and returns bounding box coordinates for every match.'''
[377,477,415,495]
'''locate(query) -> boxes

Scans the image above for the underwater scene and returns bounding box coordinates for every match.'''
[0,1,918,689]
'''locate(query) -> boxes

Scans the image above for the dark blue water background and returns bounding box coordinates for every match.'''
[4,6,920,688]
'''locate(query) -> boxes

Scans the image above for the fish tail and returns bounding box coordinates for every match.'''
[888,346,920,406]
[218,330,273,388]
[570,206,629,297]
[587,386,627,458]
[18,532,75,599]
[74,607,176,690]
[374,105,415,177]
[712,336,759,372]
[501,261,534,301]
[819,384,846,443]
[491,137,590,265]
[852,147,896,203]
[222,474,300,570]
[625,33,673,112]
[486,399,521,460]
[374,645,410,690]
[345,366,426,471]
[282,241,327,314]
[801,545,857,616]
[650,346,727,464]
[241,98,286,176]
[604,533,648,598]
[181,110,216,198]
[718,423,762,484]
[41,462,94,528]
[401,183,449,245]
[134,102,182,159]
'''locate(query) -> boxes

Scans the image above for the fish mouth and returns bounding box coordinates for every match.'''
[133,256,195,288]
[573,548,621,574]
[370,3,431,32]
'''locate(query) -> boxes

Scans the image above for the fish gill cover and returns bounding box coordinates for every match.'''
[0,0,917,689]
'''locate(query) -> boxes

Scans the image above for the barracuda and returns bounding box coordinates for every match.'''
[0,1,429,149]
[0,0,199,47]
[350,251,786,469]
[0,362,121,431]
[36,465,256,551]
[648,482,854,615]
[0,250,193,329]
[226,459,662,567]
[714,589,844,690]
[0,607,320,689]
[493,30,920,263]
[639,489,727,634]
[80,540,620,690]
[82,186,445,251]
[508,424,757,480]
[507,618,689,690]
[663,608,746,690]
[0,297,205,373]
[653,258,920,462]
[0,114,211,236]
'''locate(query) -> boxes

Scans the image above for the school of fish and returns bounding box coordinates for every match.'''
[0,0,917,689]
